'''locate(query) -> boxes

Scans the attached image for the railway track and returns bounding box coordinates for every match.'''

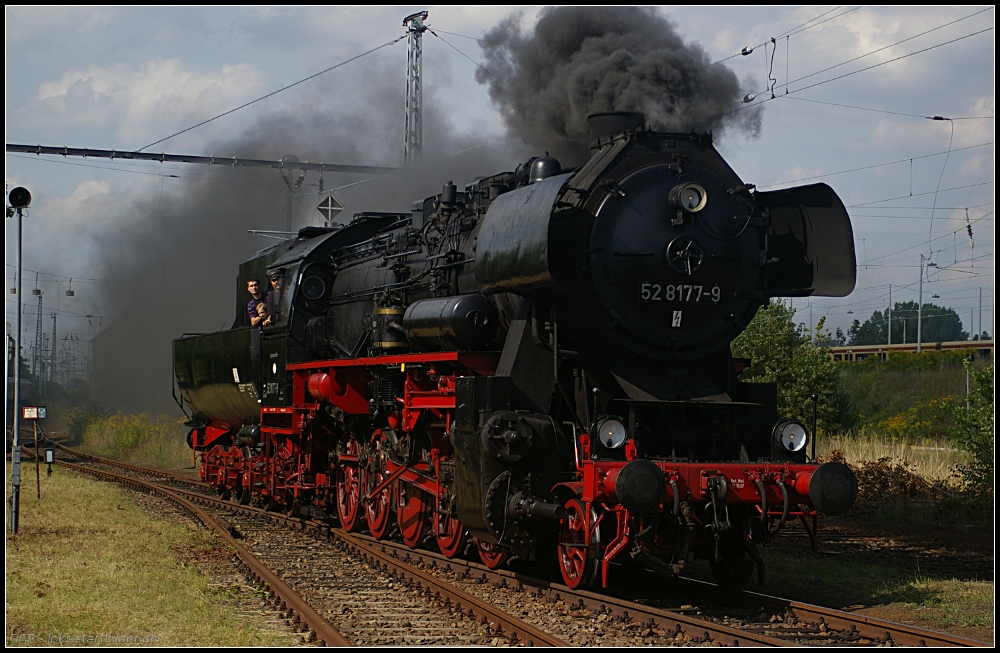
[24,441,989,647]
[20,442,567,646]
[346,534,988,647]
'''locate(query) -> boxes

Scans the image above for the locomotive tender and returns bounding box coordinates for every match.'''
[174,112,859,590]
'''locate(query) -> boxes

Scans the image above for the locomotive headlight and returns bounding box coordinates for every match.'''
[594,416,627,449]
[773,419,809,453]
[668,182,708,213]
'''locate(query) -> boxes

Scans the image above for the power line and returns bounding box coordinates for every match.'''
[310,133,513,195]
[848,182,994,207]
[726,25,994,117]
[427,28,507,89]
[852,214,995,221]
[780,7,994,89]
[857,212,993,265]
[786,27,994,96]
[757,141,993,189]
[852,203,994,211]
[927,119,956,255]
[783,96,994,121]
[430,28,483,42]
[137,34,407,152]
[712,6,860,65]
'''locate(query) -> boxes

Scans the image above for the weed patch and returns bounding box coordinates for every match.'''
[79,412,193,470]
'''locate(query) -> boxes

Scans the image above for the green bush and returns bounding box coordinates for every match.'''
[950,361,994,507]
[731,301,839,432]
[64,403,111,443]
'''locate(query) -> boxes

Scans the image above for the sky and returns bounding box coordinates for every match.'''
[4,6,995,409]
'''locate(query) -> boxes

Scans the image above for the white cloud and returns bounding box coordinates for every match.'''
[18,59,266,144]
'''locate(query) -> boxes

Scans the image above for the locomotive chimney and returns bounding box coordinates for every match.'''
[587,111,646,146]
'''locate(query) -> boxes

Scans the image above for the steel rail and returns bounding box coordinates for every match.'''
[154,480,572,647]
[740,586,990,647]
[32,443,989,647]
[44,458,351,647]
[154,488,569,645]
[42,451,567,647]
[337,530,571,647]
[346,536,793,647]
[661,575,989,646]
[354,534,991,647]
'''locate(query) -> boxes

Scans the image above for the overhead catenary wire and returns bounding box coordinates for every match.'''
[756,141,993,189]
[426,28,508,90]
[928,119,956,255]
[858,213,994,265]
[137,34,407,152]
[771,7,994,90]
[295,134,514,197]
[783,96,994,121]
[848,182,994,207]
[785,27,994,98]
[723,26,994,117]
[712,6,860,65]
[3,265,113,284]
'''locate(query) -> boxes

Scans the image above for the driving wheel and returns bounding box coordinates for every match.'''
[336,436,362,531]
[397,482,430,548]
[557,498,600,589]
[362,430,393,539]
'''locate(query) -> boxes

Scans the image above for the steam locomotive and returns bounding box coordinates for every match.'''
[174,112,859,590]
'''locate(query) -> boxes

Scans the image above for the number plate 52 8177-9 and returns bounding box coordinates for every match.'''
[639,282,721,303]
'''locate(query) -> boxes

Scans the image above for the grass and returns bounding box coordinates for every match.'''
[761,546,994,643]
[815,429,970,483]
[5,464,299,647]
[681,536,994,643]
[77,412,194,471]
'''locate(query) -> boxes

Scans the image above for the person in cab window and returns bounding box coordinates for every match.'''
[264,271,284,325]
[254,302,269,332]
[246,279,265,328]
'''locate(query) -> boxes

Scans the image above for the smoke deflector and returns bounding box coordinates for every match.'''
[759,183,856,298]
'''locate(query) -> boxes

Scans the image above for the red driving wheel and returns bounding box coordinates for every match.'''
[363,430,393,539]
[557,498,600,589]
[434,507,467,558]
[397,482,429,548]
[336,436,362,531]
[474,537,508,569]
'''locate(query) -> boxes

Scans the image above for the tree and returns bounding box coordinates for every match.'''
[847,314,881,345]
[731,301,839,432]
[848,301,968,346]
[951,361,993,508]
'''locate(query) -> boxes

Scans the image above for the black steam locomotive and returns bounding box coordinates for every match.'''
[174,112,858,589]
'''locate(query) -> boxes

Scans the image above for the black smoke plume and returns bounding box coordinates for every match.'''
[476,7,762,163]
[90,61,521,414]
